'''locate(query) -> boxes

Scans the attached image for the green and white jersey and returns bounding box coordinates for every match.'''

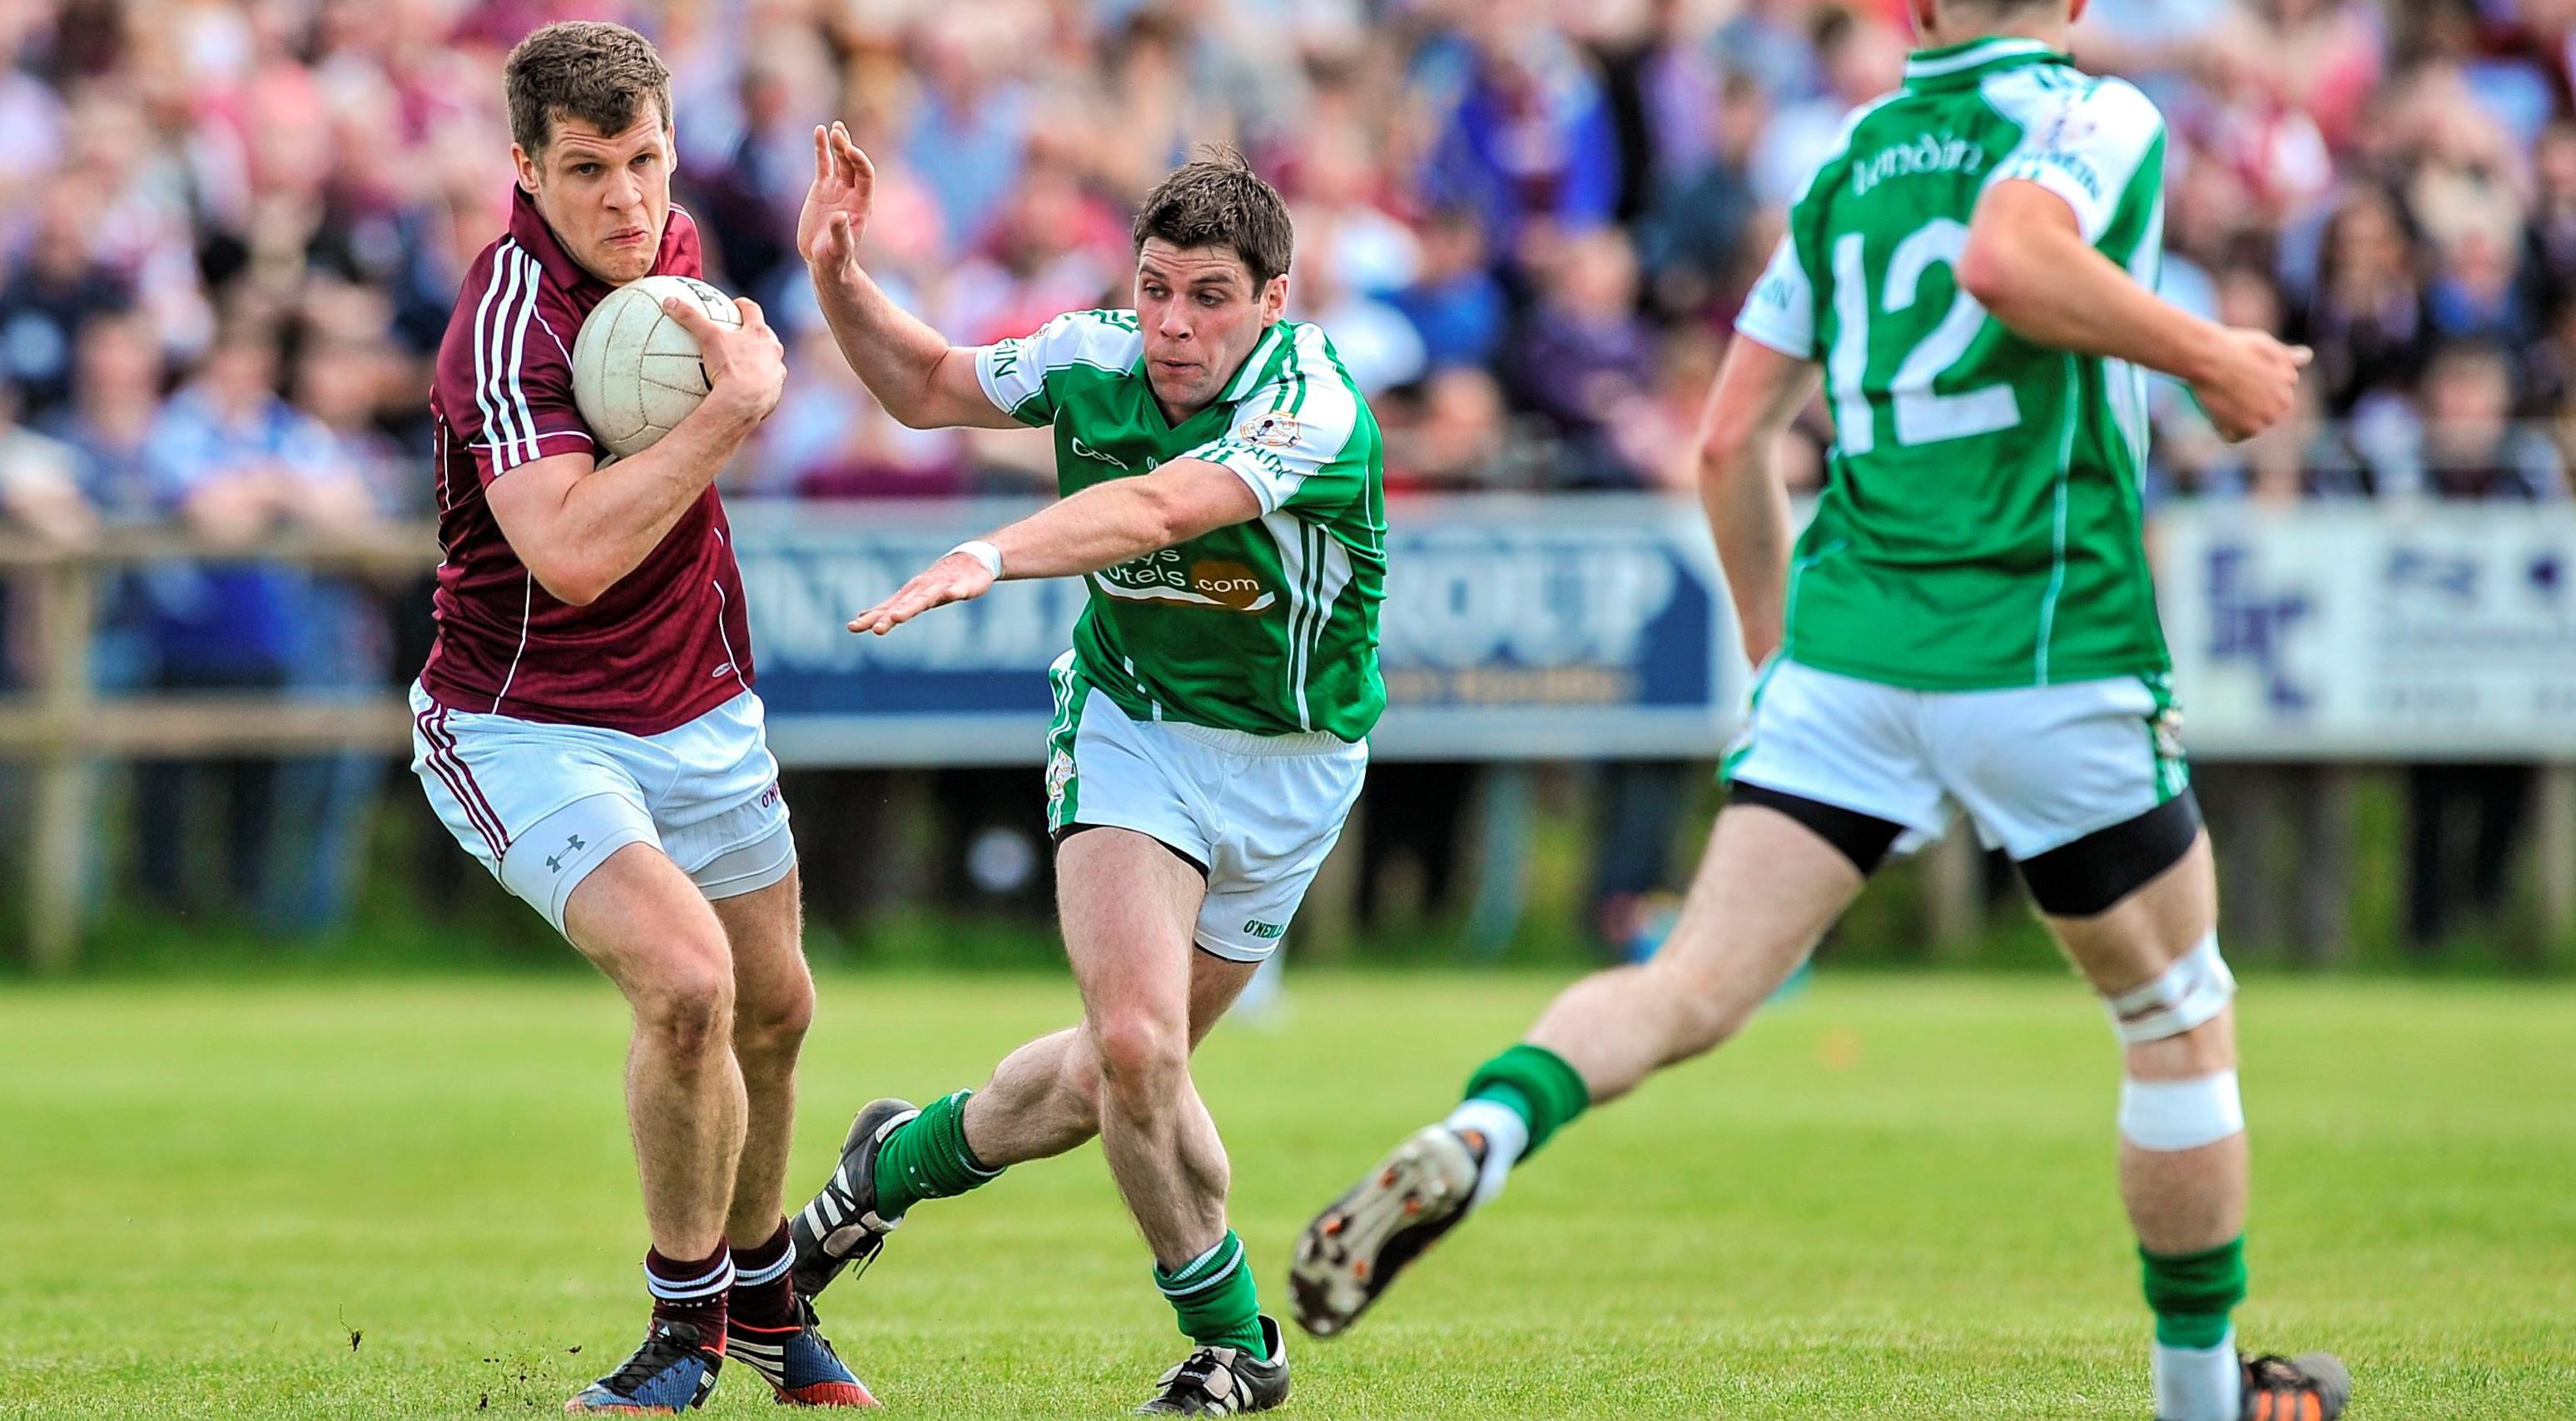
[1735,37,2171,690]
[975,310,1387,740]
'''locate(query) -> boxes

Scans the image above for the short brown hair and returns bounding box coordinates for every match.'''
[1132,147,1293,287]
[505,22,673,157]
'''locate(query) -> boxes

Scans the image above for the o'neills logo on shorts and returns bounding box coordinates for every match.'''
[1094,549,1275,613]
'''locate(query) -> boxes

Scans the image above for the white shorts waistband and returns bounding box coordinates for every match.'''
[1158,719,1355,757]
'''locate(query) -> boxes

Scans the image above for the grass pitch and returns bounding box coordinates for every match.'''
[7,970,2573,1419]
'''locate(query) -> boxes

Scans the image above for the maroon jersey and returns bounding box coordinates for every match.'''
[419,189,755,735]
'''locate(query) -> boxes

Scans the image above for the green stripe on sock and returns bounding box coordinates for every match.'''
[872,1091,1000,1220]
[1154,1230,1266,1357]
[2142,1236,2246,1349]
[1463,1042,1591,1154]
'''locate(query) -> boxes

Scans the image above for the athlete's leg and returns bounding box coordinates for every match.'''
[1051,827,1233,1266]
[812,880,1252,1237]
[962,947,1255,1166]
[1292,798,1878,1338]
[707,867,813,1245]
[557,841,748,1410]
[1522,802,1866,1105]
[702,862,873,1406]
[563,843,749,1261]
[2043,835,2243,1250]
[2035,829,2257,1421]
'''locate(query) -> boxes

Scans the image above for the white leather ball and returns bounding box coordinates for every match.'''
[570,274,742,461]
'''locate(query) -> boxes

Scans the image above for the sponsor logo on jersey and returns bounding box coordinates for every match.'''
[1070,435,1128,469]
[1849,132,1988,197]
[1241,413,1302,450]
[1092,549,1277,612]
[1240,918,1284,939]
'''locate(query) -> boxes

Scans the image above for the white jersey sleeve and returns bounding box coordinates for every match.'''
[1734,233,1819,360]
[973,309,1146,427]
[1988,77,2167,245]
[1181,324,1372,516]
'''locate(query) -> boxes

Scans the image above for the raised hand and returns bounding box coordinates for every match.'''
[797,122,875,275]
[846,550,998,637]
[663,294,786,422]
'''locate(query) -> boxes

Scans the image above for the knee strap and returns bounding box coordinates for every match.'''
[2120,1070,2244,1151]
[2104,932,2235,1045]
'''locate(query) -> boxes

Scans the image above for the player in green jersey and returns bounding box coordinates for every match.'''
[780,129,1384,1414]
[1290,5,2349,1420]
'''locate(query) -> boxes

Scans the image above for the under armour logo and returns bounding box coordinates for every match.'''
[546,832,588,873]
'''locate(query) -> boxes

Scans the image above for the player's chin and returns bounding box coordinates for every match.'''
[1148,369,1212,408]
[590,244,657,284]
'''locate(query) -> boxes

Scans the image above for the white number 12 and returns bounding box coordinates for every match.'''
[1829,219,2022,455]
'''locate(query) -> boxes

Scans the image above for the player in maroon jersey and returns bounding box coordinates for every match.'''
[410,22,871,1412]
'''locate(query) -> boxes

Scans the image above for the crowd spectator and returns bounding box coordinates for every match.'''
[0,173,132,423]
[133,316,379,927]
[0,384,91,550]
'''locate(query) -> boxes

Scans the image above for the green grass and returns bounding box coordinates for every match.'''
[7,971,2573,1419]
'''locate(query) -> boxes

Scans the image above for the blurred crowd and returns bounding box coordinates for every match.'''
[0,0,2570,947]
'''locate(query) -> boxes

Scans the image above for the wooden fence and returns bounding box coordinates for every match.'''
[0,527,437,971]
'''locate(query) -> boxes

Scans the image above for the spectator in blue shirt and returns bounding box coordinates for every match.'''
[1391,208,1508,372]
[1418,16,1621,267]
[0,172,134,423]
[134,317,373,919]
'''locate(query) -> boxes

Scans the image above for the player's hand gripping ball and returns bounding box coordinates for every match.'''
[570,274,743,460]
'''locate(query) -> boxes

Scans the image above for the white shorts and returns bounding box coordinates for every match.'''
[1722,660,2190,862]
[409,681,795,936]
[1045,663,1367,963]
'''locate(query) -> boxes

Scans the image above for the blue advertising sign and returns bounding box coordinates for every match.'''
[728,495,1741,765]
[2157,504,2576,758]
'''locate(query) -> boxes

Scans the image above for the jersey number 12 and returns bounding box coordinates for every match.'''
[1829,219,2023,455]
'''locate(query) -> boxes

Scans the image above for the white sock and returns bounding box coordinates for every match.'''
[1442,1097,1528,1208]
[2152,1327,2240,1421]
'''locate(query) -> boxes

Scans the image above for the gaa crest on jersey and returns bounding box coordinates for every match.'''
[1241,412,1302,450]
[1045,748,1075,807]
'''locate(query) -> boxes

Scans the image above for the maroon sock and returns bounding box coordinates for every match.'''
[728,1219,798,1330]
[644,1242,732,1344]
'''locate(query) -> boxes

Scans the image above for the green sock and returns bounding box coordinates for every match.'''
[1462,1042,1591,1155]
[871,1091,1000,1220]
[1154,1230,1268,1359]
[2141,1236,2246,1349]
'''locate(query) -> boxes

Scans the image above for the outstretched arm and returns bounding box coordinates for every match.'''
[846,462,1262,635]
[1959,181,2307,441]
[799,122,1020,431]
[1695,335,1822,668]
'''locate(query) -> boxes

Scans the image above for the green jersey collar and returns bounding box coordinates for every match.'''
[1903,37,2067,91]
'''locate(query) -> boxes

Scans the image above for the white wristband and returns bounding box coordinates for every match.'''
[949,539,1004,579]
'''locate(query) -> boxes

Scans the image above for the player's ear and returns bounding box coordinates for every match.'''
[1262,272,1289,323]
[2067,0,2090,27]
[511,142,540,196]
